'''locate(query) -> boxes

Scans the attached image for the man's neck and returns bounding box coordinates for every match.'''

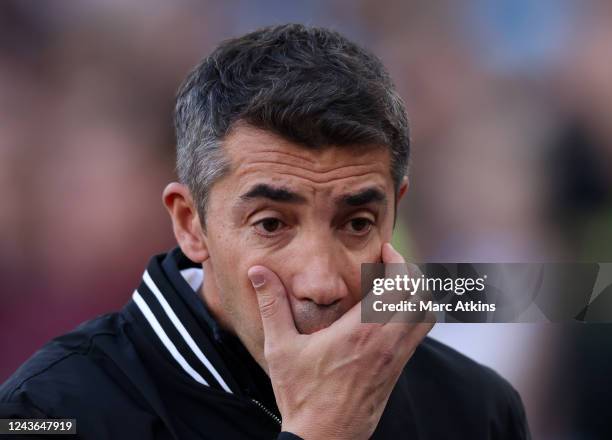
[198,261,269,372]
[199,277,235,336]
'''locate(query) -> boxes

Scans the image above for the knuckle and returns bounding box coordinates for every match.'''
[376,350,395,370]
[257,294,279,319]
[376,346,396,368]
[348,323,379,346]
[395,325,412,340]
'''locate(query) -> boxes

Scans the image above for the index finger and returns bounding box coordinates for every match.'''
[381,243,435,325]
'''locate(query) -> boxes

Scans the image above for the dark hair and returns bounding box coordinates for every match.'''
[174,23,410,220]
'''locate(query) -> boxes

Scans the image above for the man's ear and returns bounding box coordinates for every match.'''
[397,175,409,202]
[162,182,209,262]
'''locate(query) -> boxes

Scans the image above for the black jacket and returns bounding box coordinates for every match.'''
[0,248,531,439]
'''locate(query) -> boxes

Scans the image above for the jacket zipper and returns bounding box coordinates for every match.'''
[251,398,282,427]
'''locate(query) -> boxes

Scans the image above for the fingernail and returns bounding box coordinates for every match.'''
[249,273,265,288]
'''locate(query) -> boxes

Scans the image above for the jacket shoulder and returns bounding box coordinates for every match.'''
[0,313,145,417]
[405,336,530,438]
[413,337,508,384]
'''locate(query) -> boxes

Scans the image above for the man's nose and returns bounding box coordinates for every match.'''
[290,251,350,306]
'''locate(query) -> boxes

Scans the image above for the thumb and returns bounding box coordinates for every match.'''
[248,266,298,344]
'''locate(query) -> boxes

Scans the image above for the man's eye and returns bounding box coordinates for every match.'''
[253,218,285,235]
[345,217,374,235]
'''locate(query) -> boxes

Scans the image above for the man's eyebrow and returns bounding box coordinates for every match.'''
[336,187,387,207]
[239,184,307,203]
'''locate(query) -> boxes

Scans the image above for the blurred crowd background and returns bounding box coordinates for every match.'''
[1,1,611,438]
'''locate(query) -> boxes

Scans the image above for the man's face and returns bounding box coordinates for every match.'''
[201,125,398,364]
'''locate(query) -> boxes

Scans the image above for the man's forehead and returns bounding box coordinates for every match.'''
[222,125,392,178]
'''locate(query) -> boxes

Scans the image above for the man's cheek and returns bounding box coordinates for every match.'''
[345,240,384,298]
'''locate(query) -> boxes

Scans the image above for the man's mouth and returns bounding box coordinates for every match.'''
[291,302,346,334]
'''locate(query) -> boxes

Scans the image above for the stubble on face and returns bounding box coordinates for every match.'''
[198,124,397,368]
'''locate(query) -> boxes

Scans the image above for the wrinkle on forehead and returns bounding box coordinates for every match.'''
[236,163,387,187]
[223,125,390,174]
[215,126,395,209]
[242,149,318,164]
[223,127,391,188]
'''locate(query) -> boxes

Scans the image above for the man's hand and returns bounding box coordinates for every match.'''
[247,243,435,440]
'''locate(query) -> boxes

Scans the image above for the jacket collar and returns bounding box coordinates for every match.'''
[129,247,240,395]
